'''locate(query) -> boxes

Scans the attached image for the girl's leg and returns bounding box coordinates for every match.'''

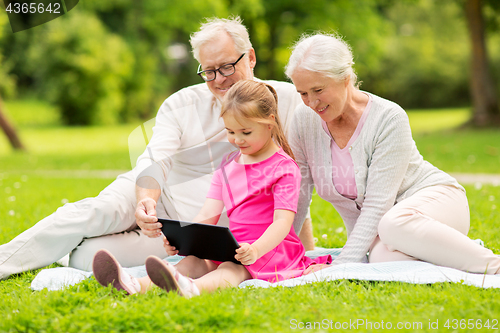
[373,185,500,274]
[93,252,219,295]
[93,249,143,294]
[136,276,153,293]
[194,262,252,293]
[174,255,218,278]
[146,258,251,297]
[141,256,218,295]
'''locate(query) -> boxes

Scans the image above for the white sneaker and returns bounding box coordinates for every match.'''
[145,256,200,298]
[92,249,141,295]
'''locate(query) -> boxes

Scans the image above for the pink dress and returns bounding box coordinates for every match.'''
[207,149,332,283]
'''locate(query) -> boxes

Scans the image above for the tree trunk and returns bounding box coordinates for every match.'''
[0,96,26,150]
[464,0,500,126]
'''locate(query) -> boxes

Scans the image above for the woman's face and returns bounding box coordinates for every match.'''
[291,69,349,123]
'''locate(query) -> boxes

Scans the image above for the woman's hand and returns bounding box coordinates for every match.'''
[135,197,162,238]
[163,236,179,256]
[235,243,259,265]
[303,263,330,275]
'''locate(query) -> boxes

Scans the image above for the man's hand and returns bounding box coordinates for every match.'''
[135,176,162,238]
[135,197,162,238]
[163,236,178,256]
[235,243,259,265]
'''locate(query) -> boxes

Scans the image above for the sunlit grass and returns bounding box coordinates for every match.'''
[407,107,469,134]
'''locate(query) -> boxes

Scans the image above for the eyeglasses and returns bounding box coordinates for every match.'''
[197,53,246,82]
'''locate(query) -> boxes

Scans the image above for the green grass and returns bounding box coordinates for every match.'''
[406,108,470,134]
[1,100,500,332]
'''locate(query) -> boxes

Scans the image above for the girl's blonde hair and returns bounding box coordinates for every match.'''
[221,80,295,160]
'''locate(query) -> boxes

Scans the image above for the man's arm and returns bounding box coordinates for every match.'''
[133,90,195,237]
[135,176,162,238]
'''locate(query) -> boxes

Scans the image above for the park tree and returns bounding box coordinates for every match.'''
[0,9,24,150]
[28,11,134,125]
[464,0,500,126]
[232,0,390,82]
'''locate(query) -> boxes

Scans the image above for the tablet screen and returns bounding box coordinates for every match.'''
[159,218,241,264]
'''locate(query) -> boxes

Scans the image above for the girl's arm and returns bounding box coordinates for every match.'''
[164,198,224,255]
[192,198,225,225]
[235,209,295,265]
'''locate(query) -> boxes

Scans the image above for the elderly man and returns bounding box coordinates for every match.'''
[0,17,313,280]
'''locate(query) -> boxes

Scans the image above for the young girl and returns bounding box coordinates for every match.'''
[92,80,331,297]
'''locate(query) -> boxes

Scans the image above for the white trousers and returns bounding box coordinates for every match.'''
[0,171,168,279]
[369,185,500,274]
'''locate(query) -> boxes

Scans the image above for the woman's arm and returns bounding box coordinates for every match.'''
[235,209,295,265]
[289,108,315,235]
[334,110,413,264]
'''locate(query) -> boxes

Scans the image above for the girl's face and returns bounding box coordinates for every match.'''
[291,69,349,124]
[223,114,274,158]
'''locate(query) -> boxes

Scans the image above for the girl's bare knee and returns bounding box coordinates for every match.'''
[218,262,251,280]
[182,255,202,263]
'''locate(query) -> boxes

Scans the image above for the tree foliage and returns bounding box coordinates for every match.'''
[0,10,16,98]
[27,11,134,125]
[1,0,500,125]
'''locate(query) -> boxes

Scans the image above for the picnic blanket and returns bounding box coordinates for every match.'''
[31,247,500,291]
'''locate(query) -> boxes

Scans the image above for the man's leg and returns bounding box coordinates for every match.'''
[68,229,167,271]
[68,187,178,270]
[0,171,137,280]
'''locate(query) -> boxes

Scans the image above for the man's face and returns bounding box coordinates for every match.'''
[198,32,256,101]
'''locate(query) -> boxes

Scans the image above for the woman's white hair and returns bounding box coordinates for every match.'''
[285,33,359,87]
[190,16,252,62]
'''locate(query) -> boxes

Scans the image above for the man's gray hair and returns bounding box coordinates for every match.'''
[190,16,253,62]
[285,33,358,87]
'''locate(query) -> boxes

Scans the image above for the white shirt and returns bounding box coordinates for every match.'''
[134,80,301,226]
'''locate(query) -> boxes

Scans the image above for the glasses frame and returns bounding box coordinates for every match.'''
[197,53,246,82]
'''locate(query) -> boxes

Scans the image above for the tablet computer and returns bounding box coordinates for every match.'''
[159,218,241,264]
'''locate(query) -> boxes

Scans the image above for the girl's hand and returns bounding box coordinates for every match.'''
[163,236,179,256]
[235,243,258,265]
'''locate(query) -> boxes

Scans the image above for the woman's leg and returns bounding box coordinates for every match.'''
[369,236,420,263]
[194,262,252,293]
[374,185,500,274]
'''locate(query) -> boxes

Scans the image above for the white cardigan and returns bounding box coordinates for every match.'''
[290,92,463,264]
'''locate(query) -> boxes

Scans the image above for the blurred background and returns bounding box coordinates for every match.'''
[0,0,499,144]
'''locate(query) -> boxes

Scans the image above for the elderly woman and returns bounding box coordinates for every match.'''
[286,33,500,274]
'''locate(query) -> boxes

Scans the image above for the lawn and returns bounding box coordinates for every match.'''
[1,101,500,332]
